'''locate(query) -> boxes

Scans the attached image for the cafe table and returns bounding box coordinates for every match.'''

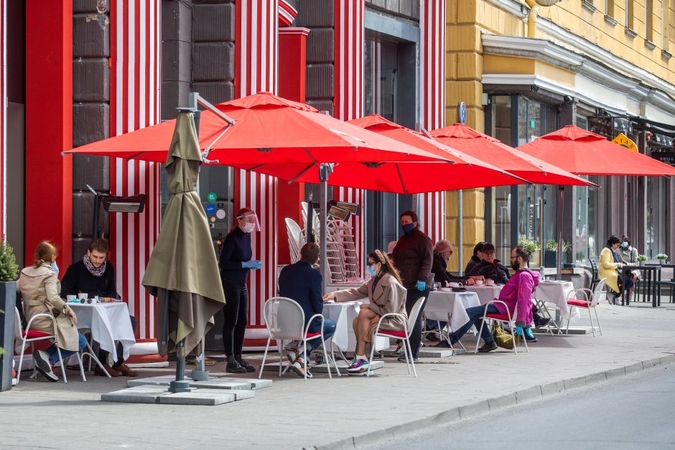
[69,302,136,362]
[464,285,502,305]
[424,289,481,332]
[534,280,578,329]
[623,264,662,307]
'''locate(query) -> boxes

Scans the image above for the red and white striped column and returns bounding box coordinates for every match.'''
[234,0,279,332]
[333,0,365,270]
[109,0,162,339]
[419,0,447,245]
[0,0,5,238]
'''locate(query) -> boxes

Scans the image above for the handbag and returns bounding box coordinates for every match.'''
[491,321,514,349]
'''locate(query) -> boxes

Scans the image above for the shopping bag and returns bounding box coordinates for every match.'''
[491,321,514,349]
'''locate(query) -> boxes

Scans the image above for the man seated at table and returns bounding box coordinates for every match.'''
[60,238,138,377]
[278,242,336,378]
[465,242,510,285]
[446,245,541,353]
[464,241,486,275]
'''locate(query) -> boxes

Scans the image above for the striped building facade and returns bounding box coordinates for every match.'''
[9,1,448,344]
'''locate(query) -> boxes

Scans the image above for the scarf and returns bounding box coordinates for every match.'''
[83,253,107,277]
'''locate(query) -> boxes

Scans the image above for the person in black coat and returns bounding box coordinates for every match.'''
[278,243,336,378]
[466,243,510,285]
[60,238,138,377]
[464,241,486,275]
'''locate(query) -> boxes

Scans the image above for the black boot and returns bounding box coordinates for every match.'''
[533,312,550,328]
[235,355,255,373]
[226,356,247,374]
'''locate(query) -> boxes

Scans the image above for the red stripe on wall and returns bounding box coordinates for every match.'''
[0,0,5,238]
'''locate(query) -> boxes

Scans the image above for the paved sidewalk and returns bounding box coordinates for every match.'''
[2,301,674,450]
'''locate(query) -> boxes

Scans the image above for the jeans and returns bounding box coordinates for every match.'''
[47,332,88,365]
[222,279,249,357]
[305,318,337,354]
[405,288,430,358]
[448,304,500,345]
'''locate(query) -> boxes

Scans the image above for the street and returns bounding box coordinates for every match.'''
[359,363,675,450]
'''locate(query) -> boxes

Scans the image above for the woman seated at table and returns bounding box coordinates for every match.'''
[599,235,633,304]
[323,249,407,375]
[18,241,87,382]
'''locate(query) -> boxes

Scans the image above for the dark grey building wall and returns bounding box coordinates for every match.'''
[72,0,111,261]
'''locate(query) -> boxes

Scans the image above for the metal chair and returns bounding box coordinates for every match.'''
[565,278,606,336]
[368,296,425,378]
[14,306,68,383]
[259,297,338,380]
[475,300,528,354]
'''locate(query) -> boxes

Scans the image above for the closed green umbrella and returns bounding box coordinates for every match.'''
[142,112,225,378]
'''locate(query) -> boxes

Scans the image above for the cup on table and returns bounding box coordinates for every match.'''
[66,294,77,303]
[448,282,461,288]
[91,295,99,304]
[77,293,88,302]
[474,280,484,286]
[485,279,495,286]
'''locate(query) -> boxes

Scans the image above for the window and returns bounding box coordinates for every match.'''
[626,0,635,30]
[646,0,654,42]
[605,0,615,17]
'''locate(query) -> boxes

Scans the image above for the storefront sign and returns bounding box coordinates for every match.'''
[651,151,675,166]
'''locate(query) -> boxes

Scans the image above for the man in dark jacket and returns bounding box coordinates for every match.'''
[466,243,510,285]
[392,210,433,362]
[60,238,138,377]
[278,243,336,377]
[464,241,486,275]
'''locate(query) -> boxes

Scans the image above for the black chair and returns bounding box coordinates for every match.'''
[589,258,600,291]
[656,277,675,303]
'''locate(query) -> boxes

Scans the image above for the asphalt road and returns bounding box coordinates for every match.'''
[359,363,675,450]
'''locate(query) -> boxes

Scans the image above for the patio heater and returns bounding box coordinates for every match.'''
[87,185,146,238]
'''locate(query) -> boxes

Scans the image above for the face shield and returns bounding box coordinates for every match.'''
[237,211,261,233]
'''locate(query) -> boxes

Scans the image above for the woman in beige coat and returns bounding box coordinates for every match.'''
[323,249,407,374]
[18,241,87,382]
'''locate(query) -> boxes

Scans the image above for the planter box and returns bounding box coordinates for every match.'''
[0,281,16,392]
[544,251,568,268]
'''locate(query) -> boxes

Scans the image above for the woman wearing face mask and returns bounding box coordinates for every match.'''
[599,235,633,304]
[17,241,88,382]
[617,235,640,292]
[219,208,262,374]
[322,250,407,374]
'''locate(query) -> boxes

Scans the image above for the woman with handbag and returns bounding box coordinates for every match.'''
[18,241,87,382]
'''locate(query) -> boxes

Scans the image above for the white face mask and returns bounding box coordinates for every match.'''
[242,223,256,233]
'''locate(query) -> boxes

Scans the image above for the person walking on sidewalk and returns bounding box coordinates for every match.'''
[219,208,262,374]
[18,241,88,382]
[391,210,433,363]
[323,249,407,374]
[447,246,541,352]
[278,243,336,378]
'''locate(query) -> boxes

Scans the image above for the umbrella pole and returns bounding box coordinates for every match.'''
[319,178,328,293]
[190,340,209,381]
[169,338,191,393]
[556,186,564,281]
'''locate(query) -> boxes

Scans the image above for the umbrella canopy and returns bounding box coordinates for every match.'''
[141,112,226,359]
[516,125,675,177]
[65,92,441,167]
[430,123,595,186]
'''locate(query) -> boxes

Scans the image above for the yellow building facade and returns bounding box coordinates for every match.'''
[445,0,675,272]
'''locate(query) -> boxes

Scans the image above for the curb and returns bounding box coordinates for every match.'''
[310,353,675,450]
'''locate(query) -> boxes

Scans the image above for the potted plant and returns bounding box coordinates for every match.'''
[518,237,541,266]
[0,237,18,391]
[656,253,669,265]
[636,254,648,266]
[543,239,571,267]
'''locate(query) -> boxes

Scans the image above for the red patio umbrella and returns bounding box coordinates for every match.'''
[430,123,595,186]
[517,124,675,278]
[516,125,675,176]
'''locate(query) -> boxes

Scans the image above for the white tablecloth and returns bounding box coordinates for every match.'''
[70,303,136,362]
[322,301,390,352]
[424,290,481,331]
[464,286,502,305]
[534,280,577,320]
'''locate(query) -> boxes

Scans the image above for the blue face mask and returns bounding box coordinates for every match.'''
[621,242,628,248]
[368,265,377,277]
[51,261,59,276]
[402,223,415,234]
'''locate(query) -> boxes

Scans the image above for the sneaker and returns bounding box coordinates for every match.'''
[397,354,419,363]
[226,359,247,374]
[33,350,58,382]
[290,357,312,378]
[433,340,452,348]
[346,358,370,373]
[524,328,538,342]
[285,348,299,364]
[236,358,255,373]
[477,341,498,353]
